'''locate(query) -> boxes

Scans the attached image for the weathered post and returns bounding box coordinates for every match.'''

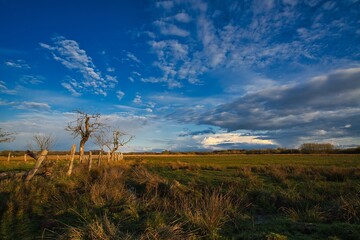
[88,151,92,171]
[56,155,59,161]
[120,152,124,160]
[7,152,11,162]
[97,151,102,167]
[24,153,27,162]
[67,144,77,176]
[25,150,48,182]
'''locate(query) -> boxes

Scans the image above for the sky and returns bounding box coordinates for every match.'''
[0,0,359,152]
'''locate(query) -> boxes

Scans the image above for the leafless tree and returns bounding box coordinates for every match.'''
[97,129,133,161]
[32,133,56,150]
[0,128,15,143]
[300,143,334,154]
[65,111,106,162]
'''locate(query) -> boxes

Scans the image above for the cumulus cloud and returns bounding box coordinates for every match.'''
[40,36,117,96]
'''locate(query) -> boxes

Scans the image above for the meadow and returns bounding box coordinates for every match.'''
[0,154,359,239]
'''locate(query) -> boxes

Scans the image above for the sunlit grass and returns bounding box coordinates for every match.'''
[0,154,359,239]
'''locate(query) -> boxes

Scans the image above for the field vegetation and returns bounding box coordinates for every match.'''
[0,154,359,239]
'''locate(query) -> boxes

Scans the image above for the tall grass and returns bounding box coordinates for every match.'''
[0,155,359,239]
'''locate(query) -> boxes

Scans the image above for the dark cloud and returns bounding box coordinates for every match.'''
[166,68,360,147]
[199,68,360,130]
[179,127,215,137]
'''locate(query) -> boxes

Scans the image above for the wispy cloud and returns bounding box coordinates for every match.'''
[20,75,45,85]
[155,1,174,10]
[154,20,190,37]
[173,12,192,23]
[116,90,125,100]
[4,59,30,69]
[17,101,51,111]
[0,81,16,95]
[40,36,118,96]
[139,0,360,89]
[133,93,142,104]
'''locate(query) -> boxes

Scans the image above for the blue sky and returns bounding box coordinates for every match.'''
[0,0,359,151]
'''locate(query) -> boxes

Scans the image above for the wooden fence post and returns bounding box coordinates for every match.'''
[25,150,48,182]
[24,154,27,162]
[7,152,11,162]
[98,151,102,167]
[67,144,77,176]
[88,151,92,171]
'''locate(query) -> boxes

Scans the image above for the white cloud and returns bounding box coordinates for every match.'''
[116,90,125,100]
[16,101,51,111]
[40,36,118,96]
[107,67,115,72]
[5,59,30,69]
[0,81,17,95]
[126,51,141,63]
[174,12,192,23]
[20,75,45,85]
[61,82,81,97]
[154,20,190,37]
[201,133,276,146]
[156,1,174,10]
[133,93,142,104]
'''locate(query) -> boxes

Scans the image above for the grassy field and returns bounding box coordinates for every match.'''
[0,154,359,239]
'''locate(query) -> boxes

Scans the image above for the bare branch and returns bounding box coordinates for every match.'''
[0,128,15,143]
[32,133,56,150]
[65,110,107,159]
[102,129,133,159]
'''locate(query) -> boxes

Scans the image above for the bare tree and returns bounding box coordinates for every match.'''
[97,129,133,161]
[65,111,106,162]
[0,128,15,143]
[300,143,334,154]
[32,133,56,150]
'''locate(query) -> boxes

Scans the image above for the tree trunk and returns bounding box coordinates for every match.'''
[79,140,85,163]
[25,150,48,182]
[67,144,76,176]
[111,150,116,162]
[88,151,92,171]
